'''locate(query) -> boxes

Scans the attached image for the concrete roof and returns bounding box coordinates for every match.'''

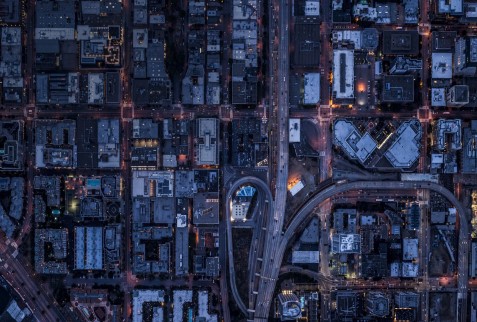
[303,73,320,104]
[432,53,453,79]
[333,50,354,99]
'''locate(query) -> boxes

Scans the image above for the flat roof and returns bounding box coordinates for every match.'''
[133,29,148,48]
[435,119,462,150]
[197,118,218,165]
[403,238,418,260]
[431,88,446,106]
[289,119,301,143]
[292,251,320,264]
[198,291,218,322]
[175,225,189,275]
[75,226,103,270]
[289,180,305,196]
[303,73,320,104]
[36,0,75,29]
[333,50,354,99]
[402,262,419,277]
[332,233,361,253]
[382,75,415,102]
[432,53,453,79]
[305,1,320,16]
[438,0,462,14]
[462,127,477,173]
[173,290,192,322]
[385,120,422,168]
[294,23,321,66]
[88,73,104,105]
[132,119,159,139]
[432,31,457,51]
[193,192,219,225]
[132,290,165,322]
[132,171,174,198]
[382,31,419,55]
[334,120,377,163]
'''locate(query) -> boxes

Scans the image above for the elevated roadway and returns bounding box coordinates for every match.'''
[253,0,290,318]
[225,176,273,317]
[253,180,469,321]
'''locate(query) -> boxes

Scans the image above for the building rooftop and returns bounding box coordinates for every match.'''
[435,119,462,150]
[132,171,174,198]
[463,122,477,173]
[382,31,419,55]
[289,119,301,143]
[35,119,77,168]
[173,290,192,322]
[395,292,419,308]
[36,0,75,29]
[132,290,165,322]
[175,216,189,276]
[291,251,319,264]
[431,88,446,107]
[98,119,120,168]
[333,50,354,99]
[366,293,389,317]
[193,193,219,225]
[132,119,159,139]
[303,73,320,105]
[332,233,361,254]
[75,227,103,270]
[0,0,20,23]
[402,262,419,277]
[432,31,456,52]
[432,53,453,79]
[438,0,462,14]
[403,238,418,260]
[198,291,218,322]
[0,120,23,171]
[334,120,377,163]
[196,118,219,166]
[293,23,320,66]
[35,229,68,274]
[382,75,415,102]
[336,292,358,318]
[384,119,422,168]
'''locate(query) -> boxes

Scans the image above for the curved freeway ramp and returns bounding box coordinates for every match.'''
[253,180,469,321]
[225,176,273,317]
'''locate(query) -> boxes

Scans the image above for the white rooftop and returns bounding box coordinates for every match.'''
[198,291,218,322]
[333,50,354,99]
[303,73,320,104]
[289,119,301,143]
[334,120,377,163]
[385,120,421,168]
[173,290,192,322]
[431,88,446,107]
[289,180,305,196]
[432,53,453,79]
[305,1,320,16]
[133,290,165,322]
[332,30,362,49]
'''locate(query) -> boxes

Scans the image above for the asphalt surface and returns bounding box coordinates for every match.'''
[253,0,290,319]
[0,239,63,322]
[225,176,273,317]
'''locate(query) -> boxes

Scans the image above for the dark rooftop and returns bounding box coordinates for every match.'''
[382,75,415,102]
[382,30,419,55]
